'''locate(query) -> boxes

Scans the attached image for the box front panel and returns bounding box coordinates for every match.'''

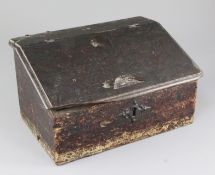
[53,81,197,164]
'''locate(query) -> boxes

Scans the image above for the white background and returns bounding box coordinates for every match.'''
[0,0,214,174]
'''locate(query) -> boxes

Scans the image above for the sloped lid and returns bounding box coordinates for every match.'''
[9,17,202,109]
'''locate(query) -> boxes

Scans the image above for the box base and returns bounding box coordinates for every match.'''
[21,113,193,165]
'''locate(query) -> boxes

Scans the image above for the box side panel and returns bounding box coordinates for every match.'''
[14,50,55,157]
[53,81,197,164]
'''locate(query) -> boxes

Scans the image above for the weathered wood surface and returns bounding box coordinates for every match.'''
[10,17,201,109]
[15,50,197,164]
[11,16,202,165]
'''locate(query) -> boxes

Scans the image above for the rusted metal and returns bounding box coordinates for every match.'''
[9,16,202,165]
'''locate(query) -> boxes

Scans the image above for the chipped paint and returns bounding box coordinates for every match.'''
[101,28,117,32]
[102,75,143,89]
[82,27,91,30]
[44,39,55,43]
[100,120,111,128]
[66,112,70,116]
[54,116,193,165]
[102,81,111,88]
[113,74,143,89]
[90,39,103,48]
[128,23,140,28]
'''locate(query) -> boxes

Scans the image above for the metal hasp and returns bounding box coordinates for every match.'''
[9,16,202,165]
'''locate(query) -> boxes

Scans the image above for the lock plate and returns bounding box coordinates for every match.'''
[119,100,151,122]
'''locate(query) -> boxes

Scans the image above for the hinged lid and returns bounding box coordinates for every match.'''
[9,17,202,109]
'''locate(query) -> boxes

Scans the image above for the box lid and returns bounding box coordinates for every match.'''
[9,17,202,109]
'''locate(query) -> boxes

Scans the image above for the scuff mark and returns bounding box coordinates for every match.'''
[128,23,140,28]
[102,80,111,88]
[102,28,117,32]
[100,120,111,128]
[53,75,62,88]
[90,39,103,48]
[44,39,55,43]
[16,38,24,43]
[113,74,143,89]
[94,28,117,34]
[82,27,91,30]
[102,74,143,89]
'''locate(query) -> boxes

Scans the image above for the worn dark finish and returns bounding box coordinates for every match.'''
[10,17,201,109]
[53,82,197,156]
[9,16,202,165]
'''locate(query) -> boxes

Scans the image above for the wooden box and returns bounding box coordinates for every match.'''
[9,17,202,165]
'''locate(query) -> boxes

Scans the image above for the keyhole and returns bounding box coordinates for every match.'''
[132,107,137,117]
[130,106,138,122]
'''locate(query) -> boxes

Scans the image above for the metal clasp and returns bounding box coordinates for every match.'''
[119,100,151,122]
